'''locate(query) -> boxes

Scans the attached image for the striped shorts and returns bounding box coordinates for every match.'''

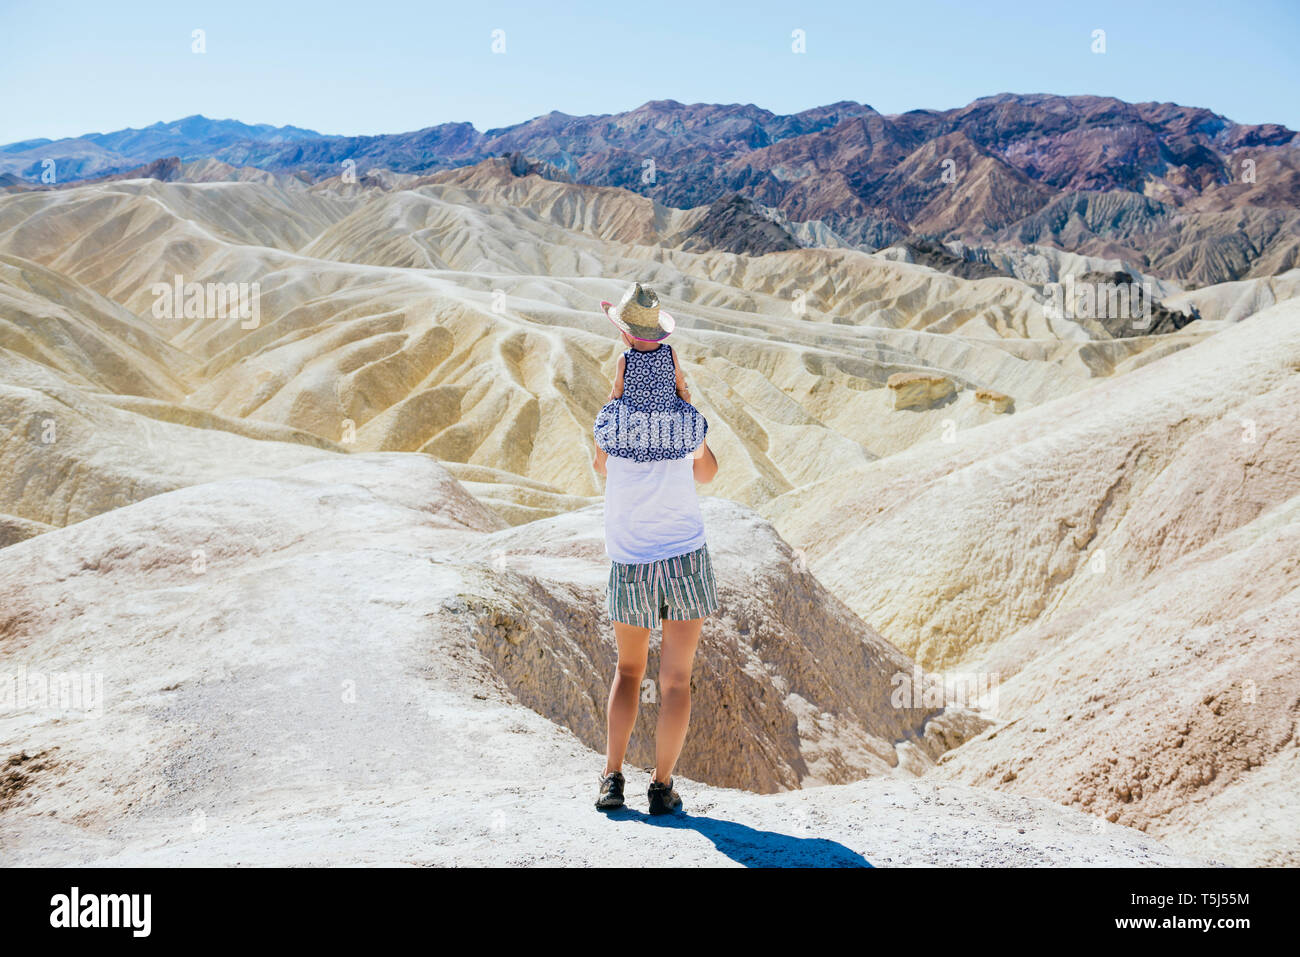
[606,544,720,628]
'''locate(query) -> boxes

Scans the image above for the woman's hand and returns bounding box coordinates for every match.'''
[691,440,717,483]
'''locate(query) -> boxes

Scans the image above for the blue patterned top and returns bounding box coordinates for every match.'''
[594,343,708,462]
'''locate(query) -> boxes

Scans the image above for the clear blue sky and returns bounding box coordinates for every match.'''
[2,0,1297,143]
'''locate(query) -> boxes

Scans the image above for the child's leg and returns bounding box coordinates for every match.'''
[604,621,651,775]
[653,617,704,784]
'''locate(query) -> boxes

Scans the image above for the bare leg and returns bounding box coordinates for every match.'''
[653,617,704,784]
[604,622,650,775]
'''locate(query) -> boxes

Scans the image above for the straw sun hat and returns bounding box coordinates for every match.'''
[601,282,676,342]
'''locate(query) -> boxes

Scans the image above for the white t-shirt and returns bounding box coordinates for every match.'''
[603,455,707,564]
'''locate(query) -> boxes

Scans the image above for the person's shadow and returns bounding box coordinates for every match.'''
[603,808,872,868]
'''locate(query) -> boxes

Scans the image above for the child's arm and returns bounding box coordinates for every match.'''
[670,345,691,402]
[609,354,626,399]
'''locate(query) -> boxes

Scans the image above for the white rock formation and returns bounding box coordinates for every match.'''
[763,299,1300,865]
[0,455,1204,866]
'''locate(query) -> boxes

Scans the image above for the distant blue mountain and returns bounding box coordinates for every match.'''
[0,115,323,182]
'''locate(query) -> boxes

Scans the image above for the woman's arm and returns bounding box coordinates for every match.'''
[691,439,717,483]
[593,440,608,477]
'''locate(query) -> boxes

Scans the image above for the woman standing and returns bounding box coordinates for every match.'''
[591,282,720,815]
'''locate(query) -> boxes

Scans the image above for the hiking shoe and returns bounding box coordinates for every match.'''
[647,778,683,815]
[595,771,625,810]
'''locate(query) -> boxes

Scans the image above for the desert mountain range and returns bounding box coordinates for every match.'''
[6,94,1299,286]
[1,97,1297,865]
